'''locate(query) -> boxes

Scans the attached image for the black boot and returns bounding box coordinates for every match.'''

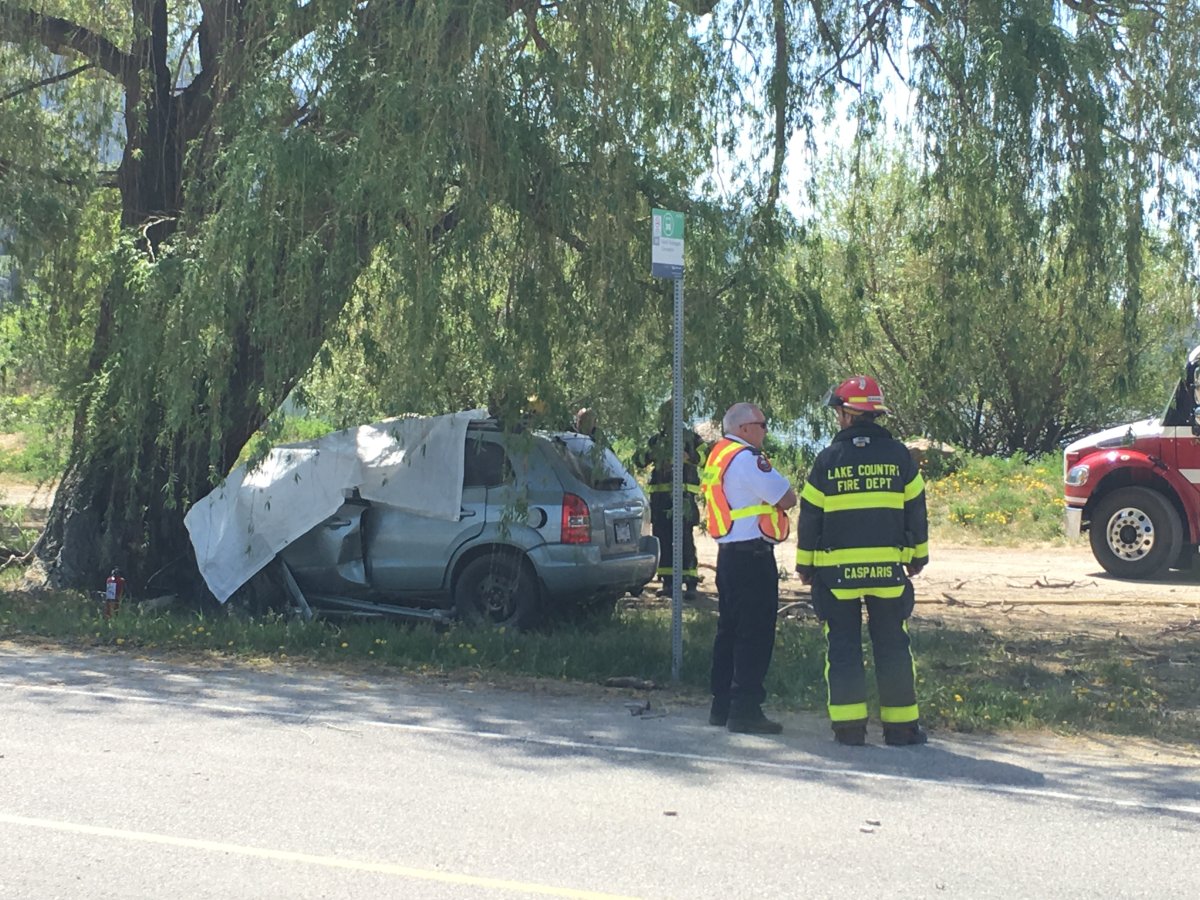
[727,705,783,735]
[708,697,730,727]
[833,724,867,746]
[883,723,928,746]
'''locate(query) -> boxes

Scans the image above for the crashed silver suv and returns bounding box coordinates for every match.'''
[275,419,657,627]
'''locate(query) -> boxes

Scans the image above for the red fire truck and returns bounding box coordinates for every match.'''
[1063,346,1200,579]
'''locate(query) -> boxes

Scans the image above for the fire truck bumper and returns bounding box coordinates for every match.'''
[1064,505,1083,540]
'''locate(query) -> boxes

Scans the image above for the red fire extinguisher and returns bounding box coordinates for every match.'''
[104,568,126,619]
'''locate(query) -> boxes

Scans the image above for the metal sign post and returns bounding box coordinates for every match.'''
[651,209,685,683]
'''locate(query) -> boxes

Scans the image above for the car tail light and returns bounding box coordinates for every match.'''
[561,493,591,544]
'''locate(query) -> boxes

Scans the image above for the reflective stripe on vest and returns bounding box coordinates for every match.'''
[701,439,790,543]
[645,483,701,494]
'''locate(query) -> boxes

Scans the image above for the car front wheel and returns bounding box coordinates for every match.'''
[453,553,539,629]
[1089,486,1182,580]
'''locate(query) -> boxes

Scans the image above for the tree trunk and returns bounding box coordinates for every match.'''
[31,1,243,595]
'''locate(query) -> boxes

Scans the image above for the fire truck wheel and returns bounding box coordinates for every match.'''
[1089,487,1182,580]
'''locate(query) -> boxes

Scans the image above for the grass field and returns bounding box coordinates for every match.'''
[2,587,1196,746]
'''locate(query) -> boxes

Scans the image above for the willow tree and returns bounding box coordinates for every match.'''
[1,1,1197,591]
[814,140,1197,455]
[815,2,1200,454]
[0,0,810,592]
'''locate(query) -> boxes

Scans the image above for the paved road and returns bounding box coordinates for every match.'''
[2,644,1198,899]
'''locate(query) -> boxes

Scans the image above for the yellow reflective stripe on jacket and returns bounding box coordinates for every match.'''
[880,704,920,724]
[795,548,814,566]
[800,481,826,507]
[904,472,925,501]
[813,546,904,566]
[830,584,908,600]
[911,541,929,559]
[822,490,904,512]
[645,483,701,494]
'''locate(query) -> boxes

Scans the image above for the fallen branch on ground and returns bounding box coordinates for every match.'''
[0,547,35,570]
[923,596,1200,607]
[1003,577,1099,589]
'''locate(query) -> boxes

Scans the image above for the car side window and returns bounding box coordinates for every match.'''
[463,439,511,487]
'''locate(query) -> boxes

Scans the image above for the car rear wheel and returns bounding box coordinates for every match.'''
[1089,487,1182,580]
[453,553,539,629]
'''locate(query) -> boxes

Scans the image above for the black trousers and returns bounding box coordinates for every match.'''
[814,580,919,727]
[652,510,698,584]
[710,540,779,714]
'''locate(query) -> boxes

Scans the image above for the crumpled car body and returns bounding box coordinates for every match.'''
[277,420,657,627]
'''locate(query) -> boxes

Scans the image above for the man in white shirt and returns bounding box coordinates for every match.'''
[702,402,797,733]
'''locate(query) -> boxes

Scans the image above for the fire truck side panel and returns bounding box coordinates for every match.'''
[1171,426,1200,504]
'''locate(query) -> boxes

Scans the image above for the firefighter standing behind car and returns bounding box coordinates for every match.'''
[703,402,797,734]
[634,402,703,599]
[795,376,929,747]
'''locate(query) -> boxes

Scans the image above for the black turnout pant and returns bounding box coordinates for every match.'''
[651,509,697,585]
[710,539,779,715]
[815,580,918,728]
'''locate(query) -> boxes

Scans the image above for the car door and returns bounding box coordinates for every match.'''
[363,436,496,593]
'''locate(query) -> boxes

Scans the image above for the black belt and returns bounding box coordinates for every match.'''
[719,538,772,552]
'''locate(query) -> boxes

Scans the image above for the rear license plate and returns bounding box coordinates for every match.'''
[615,521,632,543]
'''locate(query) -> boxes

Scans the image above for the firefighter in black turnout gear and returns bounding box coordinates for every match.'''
[634,404,703,599]
[796,376,930,747]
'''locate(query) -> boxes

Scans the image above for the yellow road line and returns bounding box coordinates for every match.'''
[0,812,644,900]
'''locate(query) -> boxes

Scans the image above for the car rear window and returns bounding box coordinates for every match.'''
[550,435,634,491]
[464,438,511,487]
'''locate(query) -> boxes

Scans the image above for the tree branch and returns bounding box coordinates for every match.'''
[0,61,93,104]
[523,5,550,52]
[765,0,788,211]
[0,155,116,187]
[0,3,133,82]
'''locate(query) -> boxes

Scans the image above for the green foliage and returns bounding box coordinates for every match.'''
[793,2,1200,455]
[0,502,37,553]
[926,453,1064,545]
[809,140,1199,455]
[0,392,69,481]
[2,1,1199,587]
[761,432,816,492]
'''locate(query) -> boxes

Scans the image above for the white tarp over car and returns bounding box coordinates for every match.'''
[184,410,488,603]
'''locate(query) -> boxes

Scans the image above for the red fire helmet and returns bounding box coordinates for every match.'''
[823,375,890,414]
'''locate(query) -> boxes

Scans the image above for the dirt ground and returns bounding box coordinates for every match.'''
[686,530,1200,642]
[0,475,56,519]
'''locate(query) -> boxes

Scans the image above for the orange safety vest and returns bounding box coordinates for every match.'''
[701,438,790,543]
